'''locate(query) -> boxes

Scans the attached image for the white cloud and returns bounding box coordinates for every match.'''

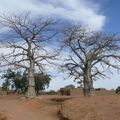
[0,0,106,31]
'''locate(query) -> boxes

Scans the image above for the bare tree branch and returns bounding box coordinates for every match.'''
[62,25,120,96]
[0,13,60,97]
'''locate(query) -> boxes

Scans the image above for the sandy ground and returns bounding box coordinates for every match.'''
[0,93,120,120]
[61,95,120,120]
[0,95,60,120]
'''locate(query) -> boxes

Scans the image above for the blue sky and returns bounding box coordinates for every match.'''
[0,0,120,90]
[100,0,120,32]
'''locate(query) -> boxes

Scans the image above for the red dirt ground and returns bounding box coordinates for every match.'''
[0,92,120,120]
[0,95,59,120]
[61,95,120,120]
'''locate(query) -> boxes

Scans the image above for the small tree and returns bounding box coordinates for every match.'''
[62,25,120,96]
[0,13,59,98]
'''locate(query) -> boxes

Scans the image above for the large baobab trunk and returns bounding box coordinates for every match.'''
[83,80,94,96]
[83,68,94,96]
[27,59,36,98]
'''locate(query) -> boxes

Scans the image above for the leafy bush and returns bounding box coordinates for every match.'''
[115,86,120,94]
[2,69,51,94]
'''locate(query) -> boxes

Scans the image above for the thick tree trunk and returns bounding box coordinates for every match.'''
[83,68,94,97]
[83,80,94,96]
[27,59,36,98]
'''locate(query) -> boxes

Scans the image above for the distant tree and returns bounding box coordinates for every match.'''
[2,69,51,94]
[115,86,120,94]
[62,25,120,96]
[65,84,75,89]
[0,13,59,97]
[2,69,15,92]
[35,73,51,94]
[2,69,27,93]
[13,72,28,94]
[2,81,10,91]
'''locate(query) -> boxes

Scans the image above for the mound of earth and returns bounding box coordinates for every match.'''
[60,95,120,120]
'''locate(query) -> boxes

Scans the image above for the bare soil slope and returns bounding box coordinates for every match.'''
[0,93,120,120]
[61,95,120,120]
[0,95,59,120]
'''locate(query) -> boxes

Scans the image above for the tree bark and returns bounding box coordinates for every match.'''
[27,59,36,98]
[83,68,94,96]
[83,79,94,96]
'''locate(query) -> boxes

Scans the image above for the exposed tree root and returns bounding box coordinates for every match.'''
[50,97,72,120]
[57,110,70,120]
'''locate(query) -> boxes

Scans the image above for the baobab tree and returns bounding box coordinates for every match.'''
[0,13,60,98]
[62,25,120,96]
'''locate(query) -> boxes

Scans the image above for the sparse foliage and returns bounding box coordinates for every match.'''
[62,25,120,96]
